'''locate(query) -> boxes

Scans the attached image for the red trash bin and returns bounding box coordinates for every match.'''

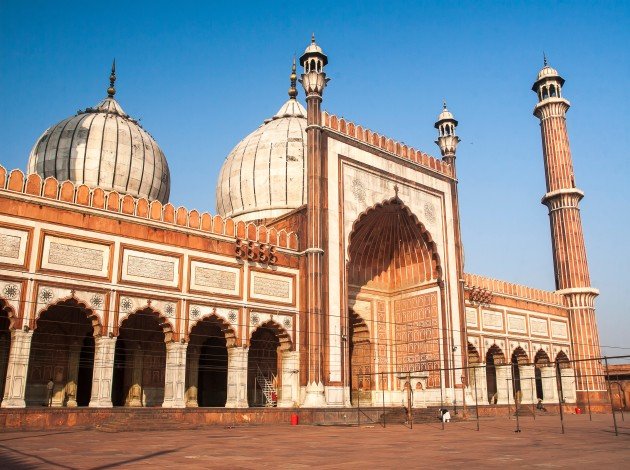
[575,407,582,414]
[291,413,299,425]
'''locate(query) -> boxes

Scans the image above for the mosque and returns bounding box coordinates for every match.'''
[0,37,605,415]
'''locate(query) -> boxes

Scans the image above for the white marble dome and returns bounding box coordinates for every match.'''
[216,95,307,222]
[27,71,170,203]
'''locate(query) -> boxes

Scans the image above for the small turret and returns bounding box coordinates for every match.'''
[434,101,460,168]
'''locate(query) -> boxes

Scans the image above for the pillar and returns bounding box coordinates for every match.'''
[0,335,9,405]
[1,329,33,408]
[126,344,143,407]
[540,365,558,403]
[65,341,82,407]
[163,341,187,408]
[89,336,116,408]
[560,367,576,403]
[495,365,513,405]
[225,347,248,408]
[471,364,487,405]
[278,350,299,407]
[519,364,536,404]
[185,345,199,407]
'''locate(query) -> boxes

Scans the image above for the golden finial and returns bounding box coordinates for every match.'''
[288,57,298,99]
[107,59,116,98]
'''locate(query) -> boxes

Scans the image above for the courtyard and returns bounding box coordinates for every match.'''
[0,414,628,468]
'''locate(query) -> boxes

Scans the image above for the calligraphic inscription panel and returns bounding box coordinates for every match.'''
[394,291,440,387]
[551,320,568,339]
[507,314,527,334]
[249,270,294,305]
[530,317,549,337]
[190,260,240,297]
[41,235,109,278]
[0,226,28,266]
[121,248,179,288]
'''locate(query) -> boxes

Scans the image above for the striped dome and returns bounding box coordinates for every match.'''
[215,97,307,222]
[27,91,170,203]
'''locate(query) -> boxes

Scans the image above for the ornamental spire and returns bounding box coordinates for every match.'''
[543,52,548,66]
[288,57,298,99]
[107,59,116,98]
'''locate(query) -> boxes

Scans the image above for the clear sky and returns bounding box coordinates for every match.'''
[1,1,628,354]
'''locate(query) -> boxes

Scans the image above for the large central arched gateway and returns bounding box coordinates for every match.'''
[346,198,444,405]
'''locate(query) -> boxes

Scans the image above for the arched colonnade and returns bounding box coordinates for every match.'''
[0,297,298,409]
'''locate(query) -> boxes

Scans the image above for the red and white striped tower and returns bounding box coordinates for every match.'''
[300,35,329,407]
[532,58,605,402]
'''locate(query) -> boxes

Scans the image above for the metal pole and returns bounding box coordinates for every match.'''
[506,374,511,420]
[382,372,386,428]
[556,361,565,435]
[407,372,413,429]
[440,371,445,431]
[473,365,480,431]
[512,363,521,433]
[531,376,535,421]
[604,357,619,436]
[357,374,361,428]
[585,369,592,421]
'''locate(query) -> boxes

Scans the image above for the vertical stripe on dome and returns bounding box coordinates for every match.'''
[82,114,100,186]
[63,114,89,182]
[29,128,51,175]
[138,129,155,200]
[76,113,98,185]
[147,133,161,201]
[96,109,115,189]
[242,126,266,212]
[52,117,74,180]
[110,114,121,190]
[113,117,131,193]
[42,119,65,177]
[136,127,149,198]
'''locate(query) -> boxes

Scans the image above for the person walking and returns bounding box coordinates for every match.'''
[46,378,54,407]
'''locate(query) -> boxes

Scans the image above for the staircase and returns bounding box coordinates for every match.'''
[379,406,463,425]
[256,367,277,407]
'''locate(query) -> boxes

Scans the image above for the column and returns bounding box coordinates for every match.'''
[185,345,199,407]
[89,336,116,407]
[540,366,558,403]
[0,335,10,405]
[278,350,299,408]
[1,329,33,408]
[519,364,536,405]
[225,347,248,408]
[495,365,513,405]
[471,364,487,405]
[65,341,82,407]
[163,341,187,408]
[560,367,576,403]
[127,344,143,407]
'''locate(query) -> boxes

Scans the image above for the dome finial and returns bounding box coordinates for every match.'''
[443,99,447,109]
[543,52,548,66]
[107,59,116,98]
[288,57,298,99]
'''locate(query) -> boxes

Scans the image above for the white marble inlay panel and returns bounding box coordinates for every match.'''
[507,314,527,334]
[0,226,28,266]
[249,271,294,304]
[466,307,478,328]
[530,317,549,337]
[41,235,109,277]
[121,249,179,288]
[190,260,240,297]
[482,310,503,330]
[550,320,568,339]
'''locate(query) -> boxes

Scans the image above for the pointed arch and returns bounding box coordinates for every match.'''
[188,312,237,348]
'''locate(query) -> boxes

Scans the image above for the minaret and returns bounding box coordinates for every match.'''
[299,34,329,407]
[435,101,461,172]
[435,103,468,392]
[532,58,605,401]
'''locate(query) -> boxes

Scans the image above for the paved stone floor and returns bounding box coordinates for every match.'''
[0,414,628,468]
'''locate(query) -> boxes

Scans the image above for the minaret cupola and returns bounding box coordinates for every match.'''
[434,101,460,168]
[532,55,568,110]
[299,34,329,97]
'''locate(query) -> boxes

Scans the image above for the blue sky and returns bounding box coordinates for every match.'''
[1,1,628,354]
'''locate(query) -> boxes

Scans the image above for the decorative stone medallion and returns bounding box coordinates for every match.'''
[251,313,260,326]
[2,284,19,300]
[351,178,366,204]
[424,202,436,224]
[283,317,292,329]
[165,303,175,318]
[228,311,237,323]
[39,288,53,304]
[90,294,103,309]
[191,306,201,320]
[120,297,133,312]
